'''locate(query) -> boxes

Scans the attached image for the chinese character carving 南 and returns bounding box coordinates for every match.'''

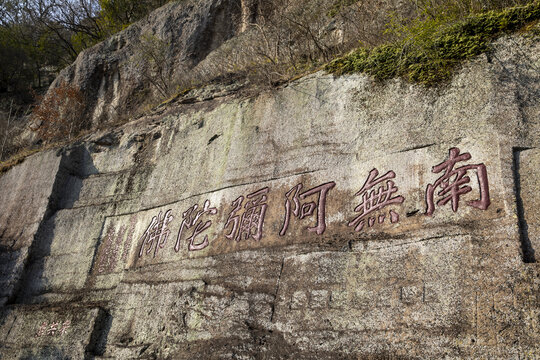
[224,187,269,242]
[279,182,336,236]
[348,168,405,231]
[425,147,490,216]
[175,200,218,252]
[138,210,174,258]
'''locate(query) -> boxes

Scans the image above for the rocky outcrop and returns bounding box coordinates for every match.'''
[0,34,539,358]
[45,0,414,132]
[49,0,244,128]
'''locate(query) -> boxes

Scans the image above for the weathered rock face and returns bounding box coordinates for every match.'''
[46,0,413,131]
[49,0,244,127]
[1,35,539,358]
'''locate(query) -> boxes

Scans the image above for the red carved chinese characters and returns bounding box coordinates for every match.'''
[175,199,218,252]
[279,182,336,236]
[59,320,71,335]
[425,147,490,216]
[348,168,405,231]
[47,322,59,336]
[35,322,48,338]
[98,223,126,274]
[35,320,70,338]
[225,187,269,242]
[138,210,174,258]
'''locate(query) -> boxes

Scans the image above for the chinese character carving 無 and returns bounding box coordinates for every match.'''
[348,168,405,231]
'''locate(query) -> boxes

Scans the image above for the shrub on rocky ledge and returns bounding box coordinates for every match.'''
[326,1,540,84]
[31,82,86,142]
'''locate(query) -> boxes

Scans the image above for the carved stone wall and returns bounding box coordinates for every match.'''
[0,35,539,359]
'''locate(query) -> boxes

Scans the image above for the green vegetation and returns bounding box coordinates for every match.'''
[71,0,171,52]
[0,0,172,97]
[327,0,359,17]
[0,0,172,161]
[326,1,540,85]
[2,0,539,166]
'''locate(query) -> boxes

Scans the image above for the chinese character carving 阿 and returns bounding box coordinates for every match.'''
[348,168,405,231]
[279,181,336,236]
[138,210,174,258]
[425,147,490,216]
[224,187,269,242]
[175,199,218,252]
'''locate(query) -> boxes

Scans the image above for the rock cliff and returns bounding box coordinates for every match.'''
[45,0,410,130]
[48,0,244,128]
[1,11,540,360]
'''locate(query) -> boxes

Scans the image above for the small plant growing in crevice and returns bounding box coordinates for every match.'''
[131,32,171,98]
[31,81,86,142]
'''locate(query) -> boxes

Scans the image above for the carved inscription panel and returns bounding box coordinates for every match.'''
[93,143,504,272]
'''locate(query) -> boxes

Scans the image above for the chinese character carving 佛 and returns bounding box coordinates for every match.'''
[279,182,336,236]
[138,210,174,258]
[224,187,269,242]
[175,199,218,252]
[425,147,490,216]
[347,168,405,232]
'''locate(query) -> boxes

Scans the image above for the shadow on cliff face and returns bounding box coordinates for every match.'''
[0,247,22,308]
[188,0,242,64]
[493,38,540,262]
[9,145,98,304]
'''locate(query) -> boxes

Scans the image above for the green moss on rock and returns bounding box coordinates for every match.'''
[326,1,540,85]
